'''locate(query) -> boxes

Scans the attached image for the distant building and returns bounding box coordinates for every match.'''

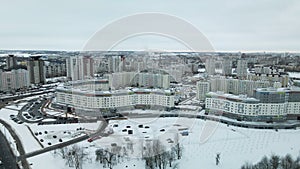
[137,72,170,89]
[6,54,17,69]
[45,62,66,78]
[105,72,136,89]
[196,81,210,101]
[27,56,46,84]
[222,59,232,76]
[108,56,125,73]
[105,71,170,89]
[66,56,94,80]
[247,72,289,87]
[236,59,248,79]
[209,76,273,97]
[0,69,30,91]
[254,66,284,74]
[205,58,215,75]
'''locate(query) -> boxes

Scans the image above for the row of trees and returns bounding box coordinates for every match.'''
[94,138,183,169]
[95,145,123,169]
[143,139,182,169]
[54,145,89,169]
[241,153,300,169]
[54,134,183,169]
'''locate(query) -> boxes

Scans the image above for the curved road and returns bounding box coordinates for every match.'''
[0,131,19,169]
[0,119,30,169]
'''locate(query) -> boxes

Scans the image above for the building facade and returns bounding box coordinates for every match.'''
[27,56,46,84]
[0,69,30,91]
[205,88,300,120]
[105,72,171,90]
[55,80,175,110]
[209,77,273,97]
[205,58,215,75]
[247,72,289,87]
[196,81,210,101]
[45,62,67,78]
[222,59,232,76]
[6,54,17,69]
[66,56,94,81]
[108,56,125,73]
[236,59,248,79]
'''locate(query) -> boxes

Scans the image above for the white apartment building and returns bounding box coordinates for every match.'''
[105,72,137,89]
[205,88,300,119]
[0,69,30,91]
[205,58,215,75]
[137,72,170,89]
[45,62,66,78]
[55,80,175,110]
[66,56,94,81]
[108,56,124,73]
[205,92,260,116]
[222,59,232,76]
[247,72,289,87]
[236,59,248,79]
[209,77,273,97]
[105,72,171,90]
[196,81,210,101]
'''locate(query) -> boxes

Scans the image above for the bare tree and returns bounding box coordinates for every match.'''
[269,154,280,169]
[95,146,122,169]
[216,153,220,166]
[142,139,180,169]
[173,133,183,160]
[241,162,253,169]
[58,145,87,169]
[256,156,270,169]
[241,153,300,169]
[280,154,294,169]
[167,147,176,167]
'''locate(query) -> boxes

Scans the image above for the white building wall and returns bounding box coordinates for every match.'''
[56,91,174,109]
[206,94,300,117]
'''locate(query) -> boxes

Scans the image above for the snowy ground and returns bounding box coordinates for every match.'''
[0,107,101,153]
[1,98,300,169]
[27,117,300,169]
[288,72,300,79]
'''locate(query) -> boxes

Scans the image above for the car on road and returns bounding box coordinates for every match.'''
[87,136,101,142]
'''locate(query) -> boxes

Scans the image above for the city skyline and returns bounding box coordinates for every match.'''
[1,0,300,52]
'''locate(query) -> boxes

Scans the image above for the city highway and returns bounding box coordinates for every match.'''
[0,130,19,169]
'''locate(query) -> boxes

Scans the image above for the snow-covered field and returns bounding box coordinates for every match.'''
[1,100,300,169]
[0,108,100,152]
[27,117,300,169]
[288,72,300,79]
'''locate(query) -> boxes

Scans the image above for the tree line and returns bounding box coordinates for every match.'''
[241,153,300,169]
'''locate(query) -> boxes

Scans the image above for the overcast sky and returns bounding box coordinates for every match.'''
[1,0,300,52]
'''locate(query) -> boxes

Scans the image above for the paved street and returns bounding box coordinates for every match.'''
[0,119,29,169]
[0,131,19,169]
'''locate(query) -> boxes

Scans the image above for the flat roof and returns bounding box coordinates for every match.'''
[206,91,259,103]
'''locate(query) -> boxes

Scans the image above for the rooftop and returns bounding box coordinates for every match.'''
[206,91,259,103]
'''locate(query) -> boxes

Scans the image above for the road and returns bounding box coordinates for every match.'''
[0,119,30,169]
[25,119,109,159]
[0,130,19,169]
